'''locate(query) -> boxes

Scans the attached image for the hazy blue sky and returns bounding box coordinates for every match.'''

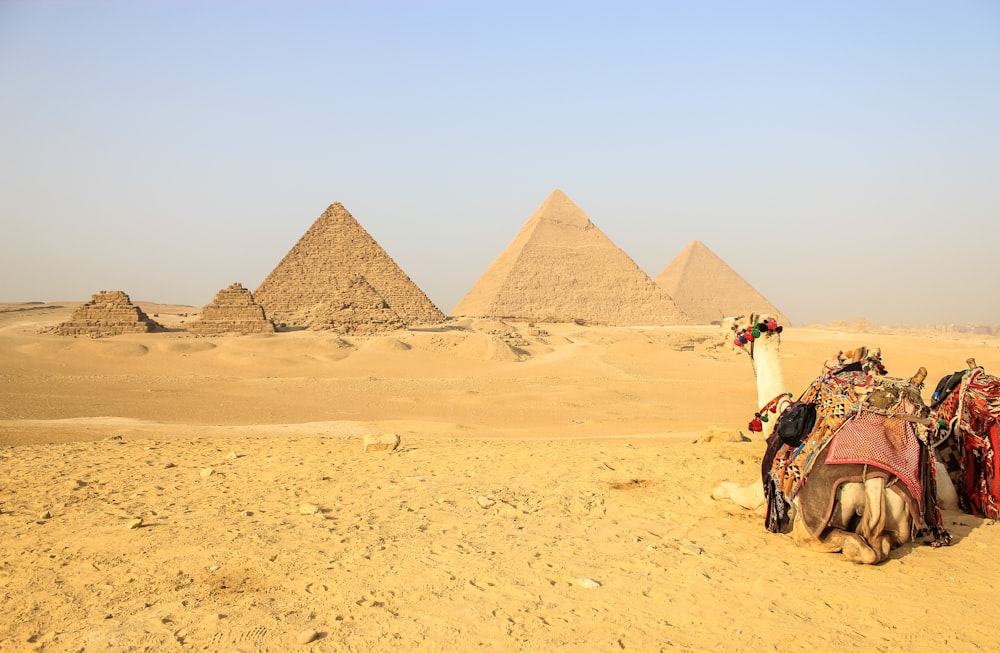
[2,1,998,326]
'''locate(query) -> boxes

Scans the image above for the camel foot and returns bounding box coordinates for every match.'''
[711,480,766,511]
[840,533,881,564]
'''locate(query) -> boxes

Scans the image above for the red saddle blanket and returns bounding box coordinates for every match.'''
[824,410,924,511]
[935,368,1000,519]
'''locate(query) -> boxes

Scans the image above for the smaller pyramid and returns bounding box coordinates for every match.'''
[298,275,408,335]
[188,283,275,335]
[654,241,787,325]
[254,202,445,332]
[54,290,163,336]
[451,190,690,326]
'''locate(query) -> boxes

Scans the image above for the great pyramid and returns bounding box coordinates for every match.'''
[187,283,275,335]
[654,240,788,325]
[54,290,163,336]
[451,190,691,326]
[254,202,445,332]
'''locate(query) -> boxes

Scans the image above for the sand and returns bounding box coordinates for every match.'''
[2,302,999,652]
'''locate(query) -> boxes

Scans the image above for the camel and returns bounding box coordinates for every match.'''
[930,358,1000,519]
[711,313,950,564]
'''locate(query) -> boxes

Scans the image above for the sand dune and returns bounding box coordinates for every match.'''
[2,303,999,651]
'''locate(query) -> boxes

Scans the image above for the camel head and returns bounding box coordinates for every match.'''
[722,313,784,359]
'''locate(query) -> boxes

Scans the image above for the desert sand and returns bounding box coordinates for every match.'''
[2,302,999,652]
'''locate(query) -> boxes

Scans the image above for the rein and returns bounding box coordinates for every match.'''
[758,392,794,422]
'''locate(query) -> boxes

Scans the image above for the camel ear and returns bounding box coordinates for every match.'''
[909,367,928,387]
[967,357,978,369]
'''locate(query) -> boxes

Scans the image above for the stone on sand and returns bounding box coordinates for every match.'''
[363,433,400,452]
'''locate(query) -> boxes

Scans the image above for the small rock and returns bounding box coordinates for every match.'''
[67,480,83,490]
[39,510,51,520]
[694,427,744,443]
[296,628,319,644]
[363,433,400,452]
[299,503,320,515]
[226,451,238,460]
[680,542,703,556]
[476,496,496,509]
[200,468,215,478]
[164,462,176,469]
[127,517,143,530]
[576,578,601,589]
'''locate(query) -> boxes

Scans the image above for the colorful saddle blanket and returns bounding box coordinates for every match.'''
[933,368,1000,519]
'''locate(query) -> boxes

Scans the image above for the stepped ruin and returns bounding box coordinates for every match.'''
[451,189,691,326]
[187,283,275,335]
[287,276,408,335]
[654,240,787,325]
[53,290,163,337]
[254,202,445,332]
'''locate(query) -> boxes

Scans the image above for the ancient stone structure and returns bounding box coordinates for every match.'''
[254,202,445,332]
[292,275,409,335]
[451,189,691,326]
[654,240,788,325]
[187,283,275,335]
[54,290,163,336]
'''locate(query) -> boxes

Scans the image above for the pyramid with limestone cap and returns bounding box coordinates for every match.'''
[451,190,690,325]
[654,240,787,325]
[254,202,445,331]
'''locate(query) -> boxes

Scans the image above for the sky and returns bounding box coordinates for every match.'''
[1,0,998,327]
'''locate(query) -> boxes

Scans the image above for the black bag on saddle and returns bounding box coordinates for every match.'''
[774,401,817,446]
[931,370,966,408]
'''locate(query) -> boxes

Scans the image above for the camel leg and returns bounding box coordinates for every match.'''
[790,515,880,563]
[791,489,886,564]
[711,480,765,512]
[935,460,959,511]
[857,477,893,564]
[882,485,914,548]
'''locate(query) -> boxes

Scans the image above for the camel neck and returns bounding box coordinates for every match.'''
[751,338,787,417]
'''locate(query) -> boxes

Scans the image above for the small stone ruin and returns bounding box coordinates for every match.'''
[187,283,275,335]
[303,275,407,335]
[53,290,163,337]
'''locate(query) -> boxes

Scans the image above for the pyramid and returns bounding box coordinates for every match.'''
[654,240,788,325]
[254,202,445,331]
[187,283,275,335]
[294,275,408,335]
[54,290,163,336]
[451,190,691,326]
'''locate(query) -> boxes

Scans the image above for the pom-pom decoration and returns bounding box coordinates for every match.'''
[731,318,784,348]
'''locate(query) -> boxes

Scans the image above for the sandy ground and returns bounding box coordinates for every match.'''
[2,302,999,652]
